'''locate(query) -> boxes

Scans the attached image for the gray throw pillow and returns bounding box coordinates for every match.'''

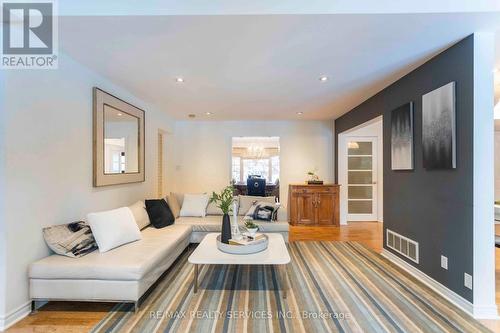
[238,195,276,215]
[165,193,181,218]
[244,201,280,221]
[43,221,98,258]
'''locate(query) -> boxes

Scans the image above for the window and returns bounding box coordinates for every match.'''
[271,156,280,183]
[243,159,269,180]
[232,157,241,183]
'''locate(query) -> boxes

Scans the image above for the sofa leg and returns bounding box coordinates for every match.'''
[134,302,139,313]
[30,300,37,315]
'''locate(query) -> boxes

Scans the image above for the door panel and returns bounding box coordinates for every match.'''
[316,193,335,225]
[348,186,372,199]
[296,193,315,224]
[347,141,372,155]
[348,171,372,184]
[347,156,372,170]
[348,200,372,214]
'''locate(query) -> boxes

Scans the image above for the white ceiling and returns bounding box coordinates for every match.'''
[59,1,500,16]
[60,13,500,120]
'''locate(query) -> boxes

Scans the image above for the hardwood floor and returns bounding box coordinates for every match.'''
[6,222,498,332]
[6,302,113,333]
[289,221,383,252]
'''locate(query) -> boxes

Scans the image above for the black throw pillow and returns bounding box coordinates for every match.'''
[145,199,175,229]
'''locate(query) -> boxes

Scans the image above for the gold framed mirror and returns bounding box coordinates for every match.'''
[93,87,145,187]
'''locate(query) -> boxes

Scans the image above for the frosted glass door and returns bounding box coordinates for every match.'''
[347,139,377,220]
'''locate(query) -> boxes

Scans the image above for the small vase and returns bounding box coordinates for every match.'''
[246,227,258,237]
[221,213,231,244]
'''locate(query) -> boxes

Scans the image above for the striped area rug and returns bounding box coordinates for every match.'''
[91,242,491,332]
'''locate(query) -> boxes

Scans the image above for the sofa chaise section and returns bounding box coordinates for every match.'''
[29,224,192,309]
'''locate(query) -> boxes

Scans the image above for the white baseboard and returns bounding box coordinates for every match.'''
[0,301,31,331]
[381,249,498,320]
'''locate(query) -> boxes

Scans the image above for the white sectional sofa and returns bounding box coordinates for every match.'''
[29,195,289,312]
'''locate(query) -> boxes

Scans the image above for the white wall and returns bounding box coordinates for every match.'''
[338,117,383,224]
[0,53,176,329]
[172,120,334,217]
[0,71,6,324]
[495,131,500,201]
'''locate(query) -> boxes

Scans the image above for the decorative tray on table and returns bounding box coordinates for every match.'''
[216,233,268,254]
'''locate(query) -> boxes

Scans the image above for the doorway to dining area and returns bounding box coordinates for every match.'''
[231,137,280,200]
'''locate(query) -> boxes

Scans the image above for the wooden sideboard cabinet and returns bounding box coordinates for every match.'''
[288,184,340,226]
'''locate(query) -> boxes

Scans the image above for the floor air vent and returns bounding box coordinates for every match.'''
[386,229,419,263]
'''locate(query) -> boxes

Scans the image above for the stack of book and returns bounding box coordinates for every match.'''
[228,234,266,246]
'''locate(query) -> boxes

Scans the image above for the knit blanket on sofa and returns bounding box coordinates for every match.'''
[43,221,98,258]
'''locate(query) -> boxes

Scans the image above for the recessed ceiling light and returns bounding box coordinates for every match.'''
[117,113,122,116]
[319,76,328,82]
[205,112,212,115]
[175,77,184,83]
[297,112,303,115]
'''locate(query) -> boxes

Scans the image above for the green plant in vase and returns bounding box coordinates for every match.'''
[209,186,234,244]
[307,170,319,181]
[307,168,322,184]
[209,186,234,214]
[244,220,259,237]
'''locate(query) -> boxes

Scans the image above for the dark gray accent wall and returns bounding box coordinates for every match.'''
[335,35,474,301]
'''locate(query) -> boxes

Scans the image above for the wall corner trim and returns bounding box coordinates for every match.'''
[381,249,498,319]
[0,301,31,331]
[472,31,496,315]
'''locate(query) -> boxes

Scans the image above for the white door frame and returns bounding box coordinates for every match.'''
[338,116,383,225]
[339,136,378,222]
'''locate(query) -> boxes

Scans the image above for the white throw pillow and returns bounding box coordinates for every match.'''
[128,200,150,230]
[179,194,210,217]
[87,207,142,253]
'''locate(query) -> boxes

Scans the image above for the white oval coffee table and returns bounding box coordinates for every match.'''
[188,233,291,298]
